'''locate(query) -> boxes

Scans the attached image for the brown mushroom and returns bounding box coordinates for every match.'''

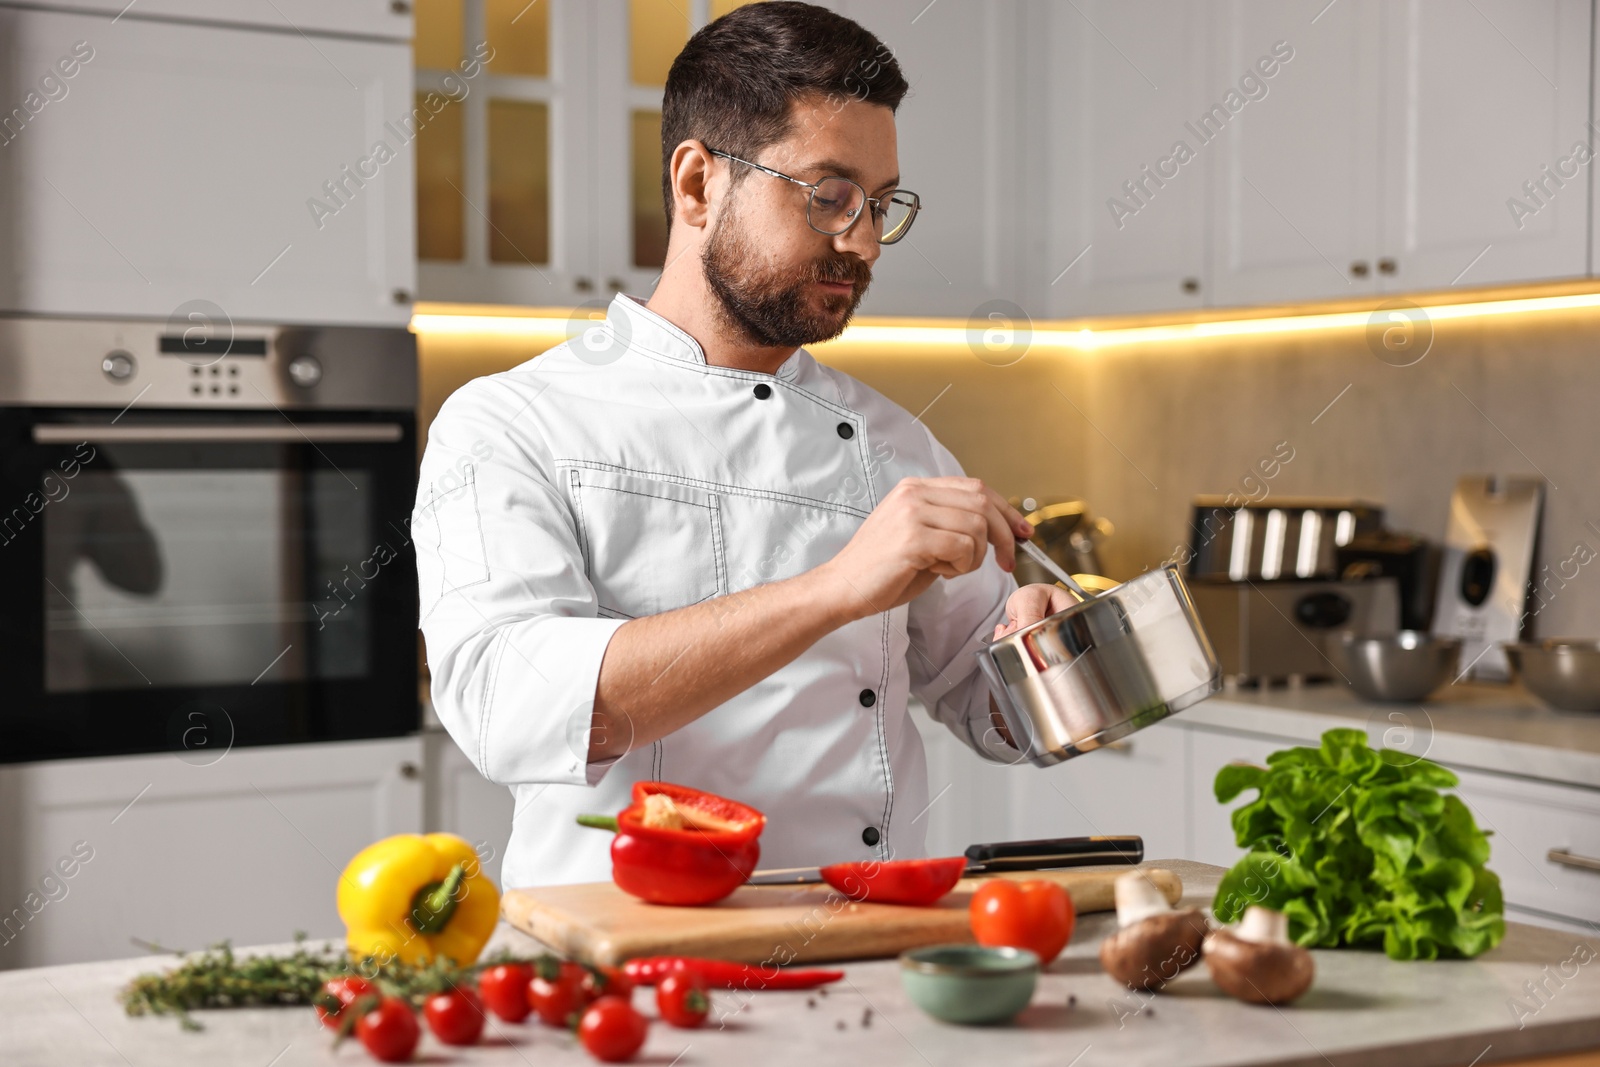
[1098,870,1210,992]
[1203,906,1315,1006]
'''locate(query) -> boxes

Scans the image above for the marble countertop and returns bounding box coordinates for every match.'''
[1179,681,1600,789]
[4,861,1597,1067]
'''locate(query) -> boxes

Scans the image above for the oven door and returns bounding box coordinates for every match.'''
[0,409,419,763]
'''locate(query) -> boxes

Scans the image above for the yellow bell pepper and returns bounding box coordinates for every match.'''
[336,833,500,966]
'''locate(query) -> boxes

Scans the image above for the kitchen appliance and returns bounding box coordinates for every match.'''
[1506,640,1600,712]
[1326,631,1462,703]
[1434,476,1544,681]
[502,865,1184,967]
[0,317,419,763]
[1336,530,1440,632]
[747,834,1143,886]
[1187,497,1384,581]
[1188,577,1401,684]
[975,565,1221,765]
[1011,497,1113,587]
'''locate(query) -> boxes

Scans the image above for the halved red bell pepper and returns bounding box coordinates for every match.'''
[578,782,765,906]
[819,856,967,906]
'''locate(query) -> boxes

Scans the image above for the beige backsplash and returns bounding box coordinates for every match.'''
[420,303,1600,639]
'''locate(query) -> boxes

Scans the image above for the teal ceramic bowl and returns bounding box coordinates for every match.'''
[899,944,1040,1025]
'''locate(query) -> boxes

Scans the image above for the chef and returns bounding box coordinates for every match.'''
[415,1,1072,889]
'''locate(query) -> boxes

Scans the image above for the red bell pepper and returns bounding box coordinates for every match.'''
[578,781,765,906]
[622,956,843,990]
[818,856,967,906]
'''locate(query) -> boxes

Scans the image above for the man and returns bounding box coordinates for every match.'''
[416,1,1071,889]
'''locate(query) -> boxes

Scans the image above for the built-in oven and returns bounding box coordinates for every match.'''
[0,317,419,763]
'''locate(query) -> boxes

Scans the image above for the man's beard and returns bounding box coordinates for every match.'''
[701,209,872,349]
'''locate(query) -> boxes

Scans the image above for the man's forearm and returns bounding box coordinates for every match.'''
[588,564,866,760]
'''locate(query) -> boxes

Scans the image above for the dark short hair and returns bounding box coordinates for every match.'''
[659,1,908,226]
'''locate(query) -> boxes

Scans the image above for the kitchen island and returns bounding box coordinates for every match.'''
[4,862,1596,1067]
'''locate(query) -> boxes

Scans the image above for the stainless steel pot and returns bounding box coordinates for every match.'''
[975,565,1222,766]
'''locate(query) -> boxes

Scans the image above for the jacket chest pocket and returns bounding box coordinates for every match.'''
[566,467,726,619]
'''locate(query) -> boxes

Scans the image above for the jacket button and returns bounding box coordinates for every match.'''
[862,826,881,847]
[753,383,772,400]
[858,689,876,707]
[837,422,855,439]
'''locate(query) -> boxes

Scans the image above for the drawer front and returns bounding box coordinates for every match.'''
[1452,767,1600,925]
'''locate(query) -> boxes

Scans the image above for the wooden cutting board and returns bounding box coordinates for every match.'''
[500,864,1181,967]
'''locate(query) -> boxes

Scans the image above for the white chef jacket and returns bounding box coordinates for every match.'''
[415,294,1019,889]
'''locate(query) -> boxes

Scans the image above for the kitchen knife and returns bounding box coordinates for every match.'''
[745,834,1142,886]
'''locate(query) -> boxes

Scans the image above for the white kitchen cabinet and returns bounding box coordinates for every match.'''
[1448,766,1600,927]
[0,736,423,970]
[1208,0,1383,307]
[423,728,513,890]
[14,0,410,38]
[1032,0,1216,317]
[1185,722,1301,868]
[1377,0,1591,291]
[0,6,415,327]
[1006,721,1192,862]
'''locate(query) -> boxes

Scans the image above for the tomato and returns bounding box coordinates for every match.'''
[581,965,635,1003]
[314,975,376,1030]
[969,879,1076,964]
[355,996,420,1063]
[577,995,649,1063]
[819,856,967,906]
[529,960,590,1027]
[655,972,709,1029]
[424,986,486,1046]
[477,962,534,1022]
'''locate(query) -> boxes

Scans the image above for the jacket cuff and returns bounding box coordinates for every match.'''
[477,615,629,786]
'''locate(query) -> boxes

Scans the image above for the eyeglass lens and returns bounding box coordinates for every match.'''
[809,177,915,242]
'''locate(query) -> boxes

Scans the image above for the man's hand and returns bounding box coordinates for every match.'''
[818,476,1032,622]
[993,582,1080,640]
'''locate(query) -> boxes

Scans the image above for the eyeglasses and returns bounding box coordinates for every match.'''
[707,148,921,245]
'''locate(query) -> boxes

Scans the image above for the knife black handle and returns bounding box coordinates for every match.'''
[964,835,1143,871]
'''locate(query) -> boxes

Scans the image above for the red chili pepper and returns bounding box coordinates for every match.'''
[622,956,844,990]
[818,856,967,906]
[578,782,765,906]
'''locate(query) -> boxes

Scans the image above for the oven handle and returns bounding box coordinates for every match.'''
[33,423,404,444]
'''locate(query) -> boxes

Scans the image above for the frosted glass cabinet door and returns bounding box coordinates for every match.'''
[1378,0,1591,292]
[6,0,412,38]
[0,8,415,326]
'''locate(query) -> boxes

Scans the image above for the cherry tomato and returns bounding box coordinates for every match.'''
[577,995,649,1063]
[969,879,1076,965]
[314,975,376,1030]
[424,986,486,1046]
[655,971,710,1029]
[355,996,420,1063]
[529,960,589,1027]
[477,963,534,1022]
[581,965,635,1003]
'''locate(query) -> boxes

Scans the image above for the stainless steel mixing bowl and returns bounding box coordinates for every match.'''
[975,564,1222,766]
[1506,640,1600,713]
[1326,631,1462,703]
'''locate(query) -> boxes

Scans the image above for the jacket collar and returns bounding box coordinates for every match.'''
[611,294,806,382]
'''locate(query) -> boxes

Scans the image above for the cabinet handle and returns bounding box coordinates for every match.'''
[399,761,420,780]
[1181,277,1200,294]
[1377,258,1397,275]
[1350,261,1370,277]
[1547,848,1600,874]
[574,277,595,293]
[606,278,627,293]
